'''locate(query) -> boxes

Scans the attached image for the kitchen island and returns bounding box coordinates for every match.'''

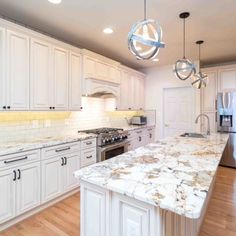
[74,133,228,236]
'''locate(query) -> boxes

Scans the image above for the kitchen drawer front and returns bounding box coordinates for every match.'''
[127,130,136,140]
[81,138,96,150]
[0,150,40,169]
[81,148,97,168]
[41,142,81,160]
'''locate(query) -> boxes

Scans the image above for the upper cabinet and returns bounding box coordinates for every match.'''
[69,51,82,110]
[201,68,217,112]
[0,28,30,111]
[30,38,80,111]
[82,50,121,85]
[30,38,52,110]
[218,67,236,92]
[52,46,69,110]
[118,66,145,111]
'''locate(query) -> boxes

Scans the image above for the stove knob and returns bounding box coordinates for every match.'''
[111,137,115,141]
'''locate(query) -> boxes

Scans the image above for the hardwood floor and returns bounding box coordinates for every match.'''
[1,166,236,236]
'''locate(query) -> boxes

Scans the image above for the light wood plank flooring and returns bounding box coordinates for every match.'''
[1,166,236,236]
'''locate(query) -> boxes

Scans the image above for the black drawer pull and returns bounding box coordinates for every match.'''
[149,134,152,138]
[136,131,142,134]
[86,141,92,145]
[17,169,21,180]
[139,136,142,142]
[61,157,64,166]
[13,170,17,181]
[86,155,93,159]
[4,156,28,164]
[64,157,67,165]
[55,147,71,152]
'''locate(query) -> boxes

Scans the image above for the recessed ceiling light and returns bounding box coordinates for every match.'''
[103,28,113,34]
[152,58,159,62]
[48,0,62,4]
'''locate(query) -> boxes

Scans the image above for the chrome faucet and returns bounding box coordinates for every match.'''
[195,114,210,135]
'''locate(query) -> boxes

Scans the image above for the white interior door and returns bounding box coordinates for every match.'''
[163,87,195,138]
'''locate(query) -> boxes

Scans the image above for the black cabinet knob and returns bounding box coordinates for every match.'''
[2,106,6,109]
[80,106,83,110]
[7,106,10,109]
[53,107,55,109]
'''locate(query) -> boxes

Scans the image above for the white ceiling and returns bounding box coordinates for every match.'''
[0,0,236,70]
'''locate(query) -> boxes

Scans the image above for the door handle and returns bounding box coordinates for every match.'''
[17,169,21,180]
[139,136,142,142]
[13,170,17,181]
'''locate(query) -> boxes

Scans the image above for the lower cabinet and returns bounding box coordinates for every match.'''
[41,151,80,203]
[0,161,40,224]
[128,127,155,151]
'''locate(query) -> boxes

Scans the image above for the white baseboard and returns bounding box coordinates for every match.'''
[0,188,80,232]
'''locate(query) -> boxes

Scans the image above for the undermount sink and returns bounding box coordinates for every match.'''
[180,132,205,138]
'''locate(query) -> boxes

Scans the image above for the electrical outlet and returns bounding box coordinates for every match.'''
[31,120,39,129]
[44,120,51,128]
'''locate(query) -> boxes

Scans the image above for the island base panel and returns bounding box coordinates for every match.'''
[80,180,213,236]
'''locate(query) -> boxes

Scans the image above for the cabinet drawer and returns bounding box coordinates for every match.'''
[0,150,40,169]
[81,148,97,168]
[41,142,81,160]
[81,138,96,149]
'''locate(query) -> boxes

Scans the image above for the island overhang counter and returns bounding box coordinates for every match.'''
[74,133,228,236]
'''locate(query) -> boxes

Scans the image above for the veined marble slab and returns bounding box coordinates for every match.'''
[0,132,97,157]
[75,133,228,219]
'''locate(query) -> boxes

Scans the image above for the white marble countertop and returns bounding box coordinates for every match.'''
[0,132,97,157]
[118,124,155,131]
[75,133,228,219]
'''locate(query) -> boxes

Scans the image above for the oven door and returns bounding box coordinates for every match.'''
[98,141,129,162]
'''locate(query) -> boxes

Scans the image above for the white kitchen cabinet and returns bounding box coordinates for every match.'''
[30,38,52,110]
[63,152,80,192]
[82,53,120,84]
[145,127,155,144]
[133,75,145,110]
[6,30,30,110]
[41,156,62,203]
[218,67,236,92]
[112,193,154,236]
[201,69,217,112]
[69,51,82,110]
[53,46,69,110]
[0,28,30,111]
[0,27,5,111]
[0,168,16,224]
[16,162,40,215]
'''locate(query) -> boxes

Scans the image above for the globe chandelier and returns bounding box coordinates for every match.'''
[173,12,196,80]
[128,0,165,61]
[192,40,208,89]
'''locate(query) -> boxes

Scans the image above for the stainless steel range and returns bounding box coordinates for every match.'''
[80,128,129,162]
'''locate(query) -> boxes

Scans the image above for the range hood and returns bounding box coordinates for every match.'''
[82,78,120,99]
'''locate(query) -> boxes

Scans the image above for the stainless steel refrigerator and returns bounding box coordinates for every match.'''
[217,92,236,168]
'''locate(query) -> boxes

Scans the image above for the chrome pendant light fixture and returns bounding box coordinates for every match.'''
[173,12,196,80]
[128,0,165,60]
[192,40,208,89]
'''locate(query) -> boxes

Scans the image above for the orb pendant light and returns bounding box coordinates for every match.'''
[192,41,208,89]
[173,12,196,80]
[128,0,165,60]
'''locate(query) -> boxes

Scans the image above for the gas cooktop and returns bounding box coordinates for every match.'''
[80,127,123,135]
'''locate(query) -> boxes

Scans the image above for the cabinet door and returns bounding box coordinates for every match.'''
[119,71,132,110]
[218,68,236,92]
[146,128,155,144]
[96,61,110,82]
[0,27,6,110]
[7,30,30,110]
[112,193,153,236]
[63,152,80,192]
[0,169,16,224]
[16,162,40,215]
[109,67,121,84]
[30,38,52,110]
[41,157,62,203]
[83,56,96,78]
[133,76,145,110]
[69,51,82,110]
[201,70,217,112]
[53,46,69,110]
